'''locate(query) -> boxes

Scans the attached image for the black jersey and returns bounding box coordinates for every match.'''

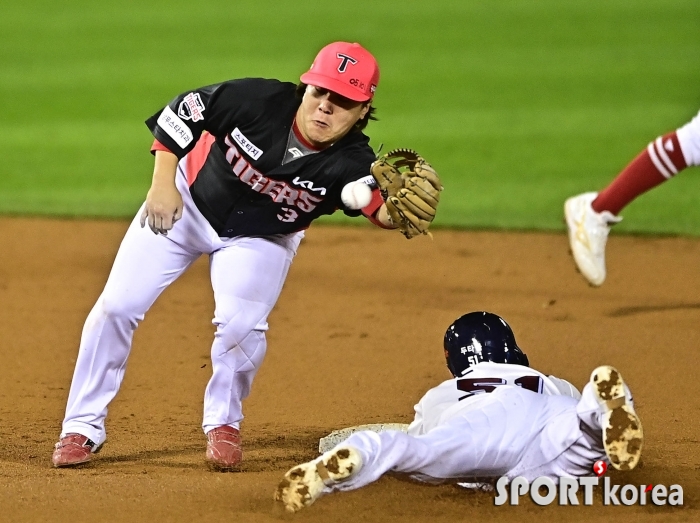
[145,78,376,237]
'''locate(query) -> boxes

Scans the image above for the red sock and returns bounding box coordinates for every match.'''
[592,131,688,215]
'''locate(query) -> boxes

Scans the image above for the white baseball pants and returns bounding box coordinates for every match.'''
[60,166,303,445]
[333,383,622,491]
[677,109,700,167]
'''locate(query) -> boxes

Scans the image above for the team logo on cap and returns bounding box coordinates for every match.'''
[336,53,358,73]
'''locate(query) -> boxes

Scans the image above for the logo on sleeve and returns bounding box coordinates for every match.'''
[157,106,193,148]
[356,174,377,187]
[177,92,205,122]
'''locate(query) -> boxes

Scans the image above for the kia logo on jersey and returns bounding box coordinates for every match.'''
[292,177,326,196]
[336,53,358,73]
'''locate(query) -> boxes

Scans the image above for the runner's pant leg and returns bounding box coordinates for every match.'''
[332,387,550,492]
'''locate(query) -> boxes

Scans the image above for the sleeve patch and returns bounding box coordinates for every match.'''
[177,92,206,122]
[356,174,377,187]
[157,106,194,149]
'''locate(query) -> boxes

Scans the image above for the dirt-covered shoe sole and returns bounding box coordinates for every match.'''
[590,365,643,471]
[274,446,362,513]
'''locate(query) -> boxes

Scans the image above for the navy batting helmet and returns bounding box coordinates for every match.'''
[443,311,529,377]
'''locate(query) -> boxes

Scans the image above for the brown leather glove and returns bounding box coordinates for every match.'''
[371,148,443,238]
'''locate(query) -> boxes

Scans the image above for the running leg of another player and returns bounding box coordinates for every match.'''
[565,110,700,286]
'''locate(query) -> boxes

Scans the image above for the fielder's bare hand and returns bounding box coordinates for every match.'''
[140,150,183,235]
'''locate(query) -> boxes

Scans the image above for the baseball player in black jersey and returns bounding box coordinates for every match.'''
[52,42,400,470]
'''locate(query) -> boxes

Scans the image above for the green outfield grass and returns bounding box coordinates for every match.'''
[1,0,699,234]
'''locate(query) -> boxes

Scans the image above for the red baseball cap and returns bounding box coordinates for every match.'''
[300,42,380,102]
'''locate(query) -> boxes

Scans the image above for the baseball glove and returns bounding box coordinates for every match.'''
[370,148,443,239]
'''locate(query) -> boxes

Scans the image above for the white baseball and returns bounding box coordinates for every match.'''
[340,181,372,210]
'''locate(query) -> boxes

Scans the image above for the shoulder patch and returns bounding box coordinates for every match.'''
[157,106,193,148]
[177,92,206,122]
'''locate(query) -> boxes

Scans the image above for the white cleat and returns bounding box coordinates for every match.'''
[274,446,363,513]
[564,192,622,287]
[590,365,643,471]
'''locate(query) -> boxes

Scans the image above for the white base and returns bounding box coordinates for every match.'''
[318,423,410,453]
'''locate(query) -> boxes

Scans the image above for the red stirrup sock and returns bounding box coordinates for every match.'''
[592,131,688,216]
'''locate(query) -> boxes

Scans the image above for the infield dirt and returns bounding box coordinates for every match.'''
[0,217,697,522]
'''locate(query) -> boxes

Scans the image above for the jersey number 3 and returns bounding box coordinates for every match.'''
[277,207,299,223]
[456,376,544,400]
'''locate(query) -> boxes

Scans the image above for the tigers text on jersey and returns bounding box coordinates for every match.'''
[145,78,376,237]
[407,362,581,436]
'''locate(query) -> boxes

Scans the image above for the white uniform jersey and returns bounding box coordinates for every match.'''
[335,362,627,491]
[407,362,580,436]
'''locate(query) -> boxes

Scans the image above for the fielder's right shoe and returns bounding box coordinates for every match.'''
[564,192,622,286]
[205,425,242,471]
[590,365,643,471]
[52,433,102,467]
[274,445,363,513]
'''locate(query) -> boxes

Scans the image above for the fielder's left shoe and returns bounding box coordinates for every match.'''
[274,445,363,513]
[590,365,643,471]
[205,425,242,471]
